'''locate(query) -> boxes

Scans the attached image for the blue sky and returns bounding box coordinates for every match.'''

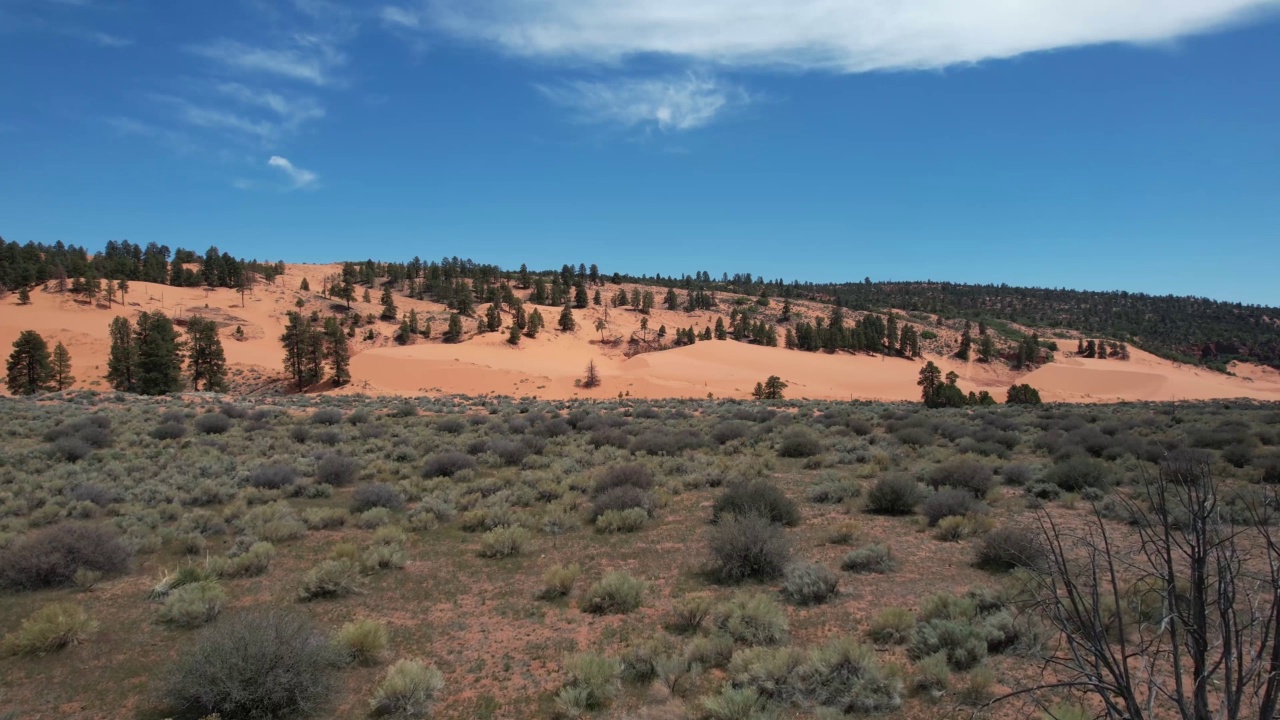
[1,1,1277,305]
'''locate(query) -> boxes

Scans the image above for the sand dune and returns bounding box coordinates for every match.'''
[4,263,1279,403]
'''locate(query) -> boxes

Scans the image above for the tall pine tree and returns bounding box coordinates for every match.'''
[186,316,228,392]
[5,330,54,395]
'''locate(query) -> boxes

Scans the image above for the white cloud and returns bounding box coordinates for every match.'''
[427,0,1280,72]
[268,155,319,188]
[215,82,326,129]
[189,38,344,85]
[85,31,132,47]
[379,5,422,29]
[539,73,748,131]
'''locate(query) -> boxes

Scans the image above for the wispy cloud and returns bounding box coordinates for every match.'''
[379,5,422,29]
[188,38,344,86]
[427,0,1280,72]
[538,73,750,132]
[215,82,325,129]
[85,30,131,47]
[268,155,319,188]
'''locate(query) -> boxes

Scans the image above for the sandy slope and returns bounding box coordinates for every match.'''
[3,263,1278,403]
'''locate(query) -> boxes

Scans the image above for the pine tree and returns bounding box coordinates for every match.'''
[665,288,680,311]
[17,286,30,305]
[593,289,602,306]
[641,291,655,315]
[323,317,350,385]
[134,311,184,395]
[6,330,54,395]
[186,316,228,392]
[444,313,464,343]
[117,278,128,305]
[526,309,544,338]
[380,285,398,322]
[760,375,787,400]
[517,264,531,289]
[558,304,575,332]
[582,360,601,388]
[507,324,521,346]
[574,282,589,309]
[396,319,413,345]
[780,298,792,323]
[956,322,973,361]
[917,361,943,402]
[595,318,608,342]
[363,288,371,304]
[978,334,997,363]
[886,314,899,354]
[281,311,322,391]
[300,277,310,292]
[485,303,503,332]
[51,341,74,391]
[107,317,137,392]
[714,317,727,340]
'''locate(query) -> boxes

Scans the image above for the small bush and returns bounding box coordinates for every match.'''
[214,542,275,579]
[712,593,789,646]
[686,633,736,670]
[194,413,232,435]
[351,484,405,513]
[369,659,444,718]
[712,479,800,526]
[711,421,753,445]
[975,526,1046,572]
[865,474,923,515]
[933,514,994,542]
[664,595,715,635]
[1260,455,1280,485]
[162,610,341,720]
[311,408,344,425]
[0,523,131,591]
[298,559,363,601]
[70,482,116,507]
[803,637,903,713]
[422,451,477,478]
[477,526,531,558]
[908,619,988,670]
[841,544,898,574]
[700,687,767,720]
[151,422,188,440]
[927,458,995,498]
[920,489,988,527]
[316,453,358,486]
[51,436,92,462]
[594,463,655,494]
[1001,463,1035,486]
[778,428,822,458]
[780,562,839,606]
[246,464,299,490]
[590,485,654,520]
[1044,456,1112,492]
[555,653,620,714]
[707,513,791,584]
[2,602,95,656]
[868,607,916,644]
[539,563,581,600]
[1027,482,1063,501]
[336,618,389,666]
[158,581,226,629]
[807,475,862,504]
[581,571,645,614]
[909,652,951,697]
[595,508,648,533]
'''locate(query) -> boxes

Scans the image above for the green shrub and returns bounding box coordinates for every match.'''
[2,602,95,656]
[351,484,405,513]
[316,453,358,486]
[802,637,903,714]
[908,619,988,671]
[974,526,1046,572]
[919,489,988,527]
[581,571,645,614]
[780,562,839,606]
[685,633,736,670]
[665,594,715,635]
[712,480,800,526]
[713,593,789,646]
[841,544,897,574]
[336,618,389,666]
[620,638,672,685]
[708,513,791,584]
[194,413,231,435]
[539,563,582,600]
[594,463,655,494]
[246,464,298,490]
[727,645,806,705]
[0,523,132,591]
[806,476,861,504]
[595,508,648,533]
[908,652,950,698]
[477,526,531,558]
[422,451,477,478]
[304,508,348,530]
[699,687,768,720]
[867,608,916,645]
[932,514,993,542]
[370,659,444,718]
[1044,456,1112,492]
[158,581,226,629]
[212,542,275,579]
[297,559,363,601]
[555,653,620,714]
[865,475,923,515]
[778,428,822,458]
[163,610,341,720]
[151,422,187,440]
[927,458,995,498]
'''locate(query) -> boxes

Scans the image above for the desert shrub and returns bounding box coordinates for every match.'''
[316,453,358,486]
[311,408,344,425]
[0,523,131,591]
[975,526,1046,572]
[289,426,310,443]
[151,422,188,440]
[594,463,655,494]
[588,428,631,450]
[1260,455,1280,485]
[803,637,904,713]
[927,458,995,498]
[70,482,116,507]
[620,638,672,685]
[581,571,645,614]
[590,485,654,520]
[539,563,582,600]
[894,427,934,447]
[700,688,767,720]
[1027,482,1063,501]
[711,420,753,445]
[778,428,822,458]
[865,474,923,515]
[477,526,531,558]
[194,413,232,435]
[909,652,951,697]
[304,508,348,530]
[933,514,994,542]
[51,436,92,462]
[806,476,861,504]
[351,484,405,513]
[370,659,444,718]
[712,593,789,646]
[780,562,839,606]
[488,439,530,466]
[686,633,736,670]
[841,544,898,574]
[726,645,807,705]
[2,602,95,656]
[213,542,275,579]
[162,610,341,720]
[336,618,389,666]
[246,464,299,490]
[631,429,704,455]
[595,508,648,533]
[555,653,620,714]
[297,559,363,601]
[665,595,715,635]
[360,543,408,572]
[908,619,988,670]
[707,513,791,584]
[1222,443,1254,469]
[1044,456,1112,492]
[158,581,226,629]
[712,479,800,527]
[422,451,476,478]
[1001,463,1035,486]
[868,607,916,644]
[919,489,988,527]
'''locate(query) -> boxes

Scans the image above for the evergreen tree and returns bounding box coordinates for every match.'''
[17,286,30,305]
[517,264,531,289]
[526,309,544,338]
[51,341,74,391]
[582,360,600,388]
[485,303,503,332]
[574,282,589,309]
[886,314,899,354]
[641,290,655,314]
[593,289,602,306]
[408,308,420,335]
[761,375,787,400]
[714,317,727,340]
[917,361,943,402]
[117,278,128,305]
[186,316,228,392]
[323,317,350,385]
[380,285,398,322]
[363,288,371,304]
[507,324,521,346]
[558,304,576,332]
[133,311,184,395]
[444,313,464,343]
[595,318,608,342]
[300,277,310,292]
[6,330,54,395]
[531,278,548,305]
[664,288,680,311]
[396,319,413,345]
[978,334,997,363]
[106,317,138,392]
[956,322,973,361]
[281,311,322,391]
[1006,383,1043,405]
